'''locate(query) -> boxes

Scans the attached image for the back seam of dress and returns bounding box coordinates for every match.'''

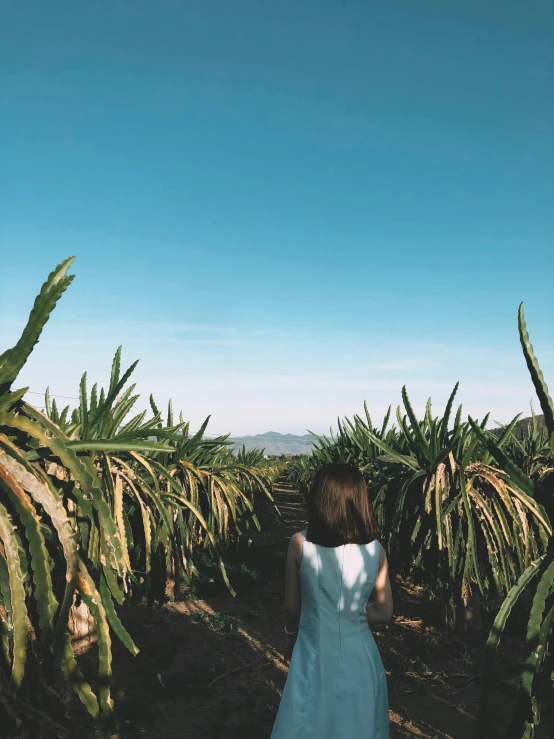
[338,546,345,662]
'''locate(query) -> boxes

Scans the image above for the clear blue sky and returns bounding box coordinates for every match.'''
[1,0,553,435]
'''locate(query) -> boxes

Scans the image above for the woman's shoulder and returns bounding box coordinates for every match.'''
[361,538,386,559]
[290,530,306,546]
[288,531,306,568]
[375,540,388,565]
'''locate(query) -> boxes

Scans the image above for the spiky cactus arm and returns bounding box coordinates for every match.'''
[0,257,75,396]
[518,303,554,437]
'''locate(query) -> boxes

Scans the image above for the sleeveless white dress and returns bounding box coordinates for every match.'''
[271,530,389,739]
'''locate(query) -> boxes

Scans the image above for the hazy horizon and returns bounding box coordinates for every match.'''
[8,317,552,437]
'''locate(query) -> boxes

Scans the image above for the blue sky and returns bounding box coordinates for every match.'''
[1,0,553,435]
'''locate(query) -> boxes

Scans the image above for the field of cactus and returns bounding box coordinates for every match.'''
[0,257,552,739]
[0,258,282,736]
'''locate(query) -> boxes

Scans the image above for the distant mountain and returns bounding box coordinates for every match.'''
[229,431,318,456]
[228,415,550,457]
[490,414,547,440]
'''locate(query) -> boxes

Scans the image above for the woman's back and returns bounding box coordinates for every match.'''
[299,531,381,634]
[271,464,391,739]
[271,531,389,739]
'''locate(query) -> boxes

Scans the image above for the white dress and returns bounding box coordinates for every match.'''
[271,530,389,739]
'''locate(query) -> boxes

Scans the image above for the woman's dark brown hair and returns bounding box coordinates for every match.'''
[306,463,380,547]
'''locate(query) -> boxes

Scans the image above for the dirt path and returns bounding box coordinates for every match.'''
[77,480,492,738]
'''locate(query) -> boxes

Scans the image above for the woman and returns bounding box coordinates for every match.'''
[271,463,392,739]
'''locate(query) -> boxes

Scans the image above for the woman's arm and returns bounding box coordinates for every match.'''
[366,543,393,625]
[284,532,303,631]
[282,532,303,663]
